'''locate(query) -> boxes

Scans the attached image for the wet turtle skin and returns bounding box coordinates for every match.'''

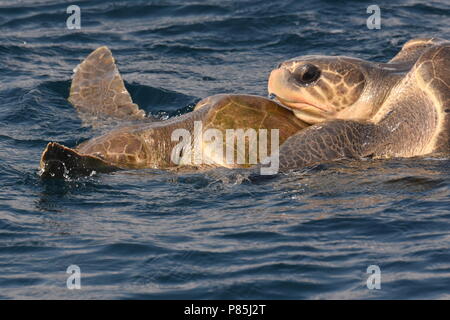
[41,37,450,177]
[40,94,308,178]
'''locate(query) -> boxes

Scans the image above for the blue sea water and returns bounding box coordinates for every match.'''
[0,0,450,299]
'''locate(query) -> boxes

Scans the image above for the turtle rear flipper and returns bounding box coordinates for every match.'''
[69,46,146,121]
[40,142,119,178]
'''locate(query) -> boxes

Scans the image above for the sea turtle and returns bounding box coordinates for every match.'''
[40,37,450,178]
[40,46,308,178]
[268,37,450,171]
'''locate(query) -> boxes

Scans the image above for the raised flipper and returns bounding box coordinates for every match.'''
[40,142,120,178]
[270,120,382,173]
[69,46,146,120]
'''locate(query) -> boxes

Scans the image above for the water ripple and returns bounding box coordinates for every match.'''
[0,0,449,299]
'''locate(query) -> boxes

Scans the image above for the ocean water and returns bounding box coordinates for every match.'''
[0,0,450,299]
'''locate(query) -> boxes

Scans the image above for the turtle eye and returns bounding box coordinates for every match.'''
[293,63,321,85]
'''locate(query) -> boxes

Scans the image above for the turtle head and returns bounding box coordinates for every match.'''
[268,55,402,124]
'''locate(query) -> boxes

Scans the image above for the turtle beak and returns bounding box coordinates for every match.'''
[268,67,332,114]
[268,67,289,99]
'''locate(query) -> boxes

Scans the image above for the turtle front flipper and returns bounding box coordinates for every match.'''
[271,120,382,173]
[68,46,146,121]
[39,142,120,178]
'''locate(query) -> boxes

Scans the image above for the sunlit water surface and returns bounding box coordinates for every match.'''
[0,0,449,299]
